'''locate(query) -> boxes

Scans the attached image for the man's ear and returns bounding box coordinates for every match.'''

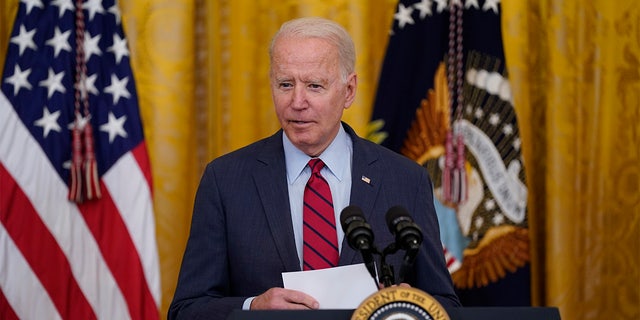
[344,73,358,109]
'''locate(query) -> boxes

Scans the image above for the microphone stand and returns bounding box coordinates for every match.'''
[378,243,399,288]
[397,242,419,284]
[361,245,381,290]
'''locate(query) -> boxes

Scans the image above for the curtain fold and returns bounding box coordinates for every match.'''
[0,2,17,68]
[503,1,640,319]
[118,1,199,317]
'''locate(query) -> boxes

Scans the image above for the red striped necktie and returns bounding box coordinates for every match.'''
[302,158,339,270]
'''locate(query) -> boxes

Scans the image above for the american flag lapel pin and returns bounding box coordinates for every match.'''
[361,175,371,184]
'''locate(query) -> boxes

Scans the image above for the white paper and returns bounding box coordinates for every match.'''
[282,263,378,309]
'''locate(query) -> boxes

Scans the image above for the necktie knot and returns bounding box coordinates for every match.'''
[308,158,325,175]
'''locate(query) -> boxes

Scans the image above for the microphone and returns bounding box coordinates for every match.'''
[340,205,377,281]
[385,206,423,284]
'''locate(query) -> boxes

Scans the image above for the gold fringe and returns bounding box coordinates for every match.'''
[451,226,530,289]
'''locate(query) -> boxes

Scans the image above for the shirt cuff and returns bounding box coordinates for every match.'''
[242,297,255,310]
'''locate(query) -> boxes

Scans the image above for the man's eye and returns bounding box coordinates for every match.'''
[279,83,293,88]
[309,84,322,89]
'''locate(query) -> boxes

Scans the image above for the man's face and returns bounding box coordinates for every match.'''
[270,36,357,157]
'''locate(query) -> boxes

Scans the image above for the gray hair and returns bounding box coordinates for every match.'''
[269,17,356,82]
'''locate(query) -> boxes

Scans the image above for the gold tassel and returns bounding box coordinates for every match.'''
[68,119,83,203]
[83,124,101,200]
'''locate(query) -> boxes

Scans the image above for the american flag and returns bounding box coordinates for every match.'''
[0,0,160,319]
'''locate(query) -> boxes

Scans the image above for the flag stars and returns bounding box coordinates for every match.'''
[492,213,505,225]
[394,3,415,29]
[34,106,62,138]
[84,32,102,62]
[484,199,496,210]
[100,112,128,143]
[483,0,501,14]
[513,137,522,151]
[108,34,129,64]
[51,0,74,18]
[82,73,99,99]
[414,0,433,19]
[4,65,32,96]
[474,216,484,229]
[465,0,480,9]
[502,123,514,136]
[108,4,122,25]
[465,104,473,115]
[104,74,131,104]
[474,107,484,119]
[10,25,37,55]
[84,0,105,21]
[391,0,489,25]
[39,68,66,99]
[489,113,500,126]
[22,0,44,14]
[434,0,448,13]
[76,73,92,100]
[45,27,72,58]
[68,113,90,131]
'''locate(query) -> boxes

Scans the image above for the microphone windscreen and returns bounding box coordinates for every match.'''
[340,205,366,232]
[385,205,412,233]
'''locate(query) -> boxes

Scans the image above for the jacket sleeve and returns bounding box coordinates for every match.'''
[168,163,246,320]
[411,168,462,308]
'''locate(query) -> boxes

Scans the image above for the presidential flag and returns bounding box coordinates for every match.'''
[369,0,531,305]
[0,0,160,319]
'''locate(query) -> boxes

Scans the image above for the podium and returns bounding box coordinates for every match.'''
[227,307,561,320]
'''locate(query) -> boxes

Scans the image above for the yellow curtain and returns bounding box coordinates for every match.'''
[502,1,640,319]
[118,1,200,317]
[2,1,638,319]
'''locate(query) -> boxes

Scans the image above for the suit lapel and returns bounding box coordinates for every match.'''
[339,124,383,265]
[253,125,385,269]
[253,131,301,272]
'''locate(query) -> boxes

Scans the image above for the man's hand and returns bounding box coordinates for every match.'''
[251,288,319,310]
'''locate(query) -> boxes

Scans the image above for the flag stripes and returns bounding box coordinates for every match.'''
[0,93,132,319]
[1,163,96,320]
[0,1,160,317]
[77,180,157,319]
[103,146,160,305]
[0,286,20,320]
[0,217,60,320]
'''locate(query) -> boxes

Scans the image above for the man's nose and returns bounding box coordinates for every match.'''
[290,86,308,109]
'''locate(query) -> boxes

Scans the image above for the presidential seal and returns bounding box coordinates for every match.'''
[351,287,450,320]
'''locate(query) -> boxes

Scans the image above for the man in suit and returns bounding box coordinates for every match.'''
[169,17,460,320]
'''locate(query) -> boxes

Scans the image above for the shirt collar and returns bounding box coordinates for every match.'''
[283,124,351,184]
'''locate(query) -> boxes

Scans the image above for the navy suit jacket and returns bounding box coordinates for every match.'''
[169,123,460,320]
